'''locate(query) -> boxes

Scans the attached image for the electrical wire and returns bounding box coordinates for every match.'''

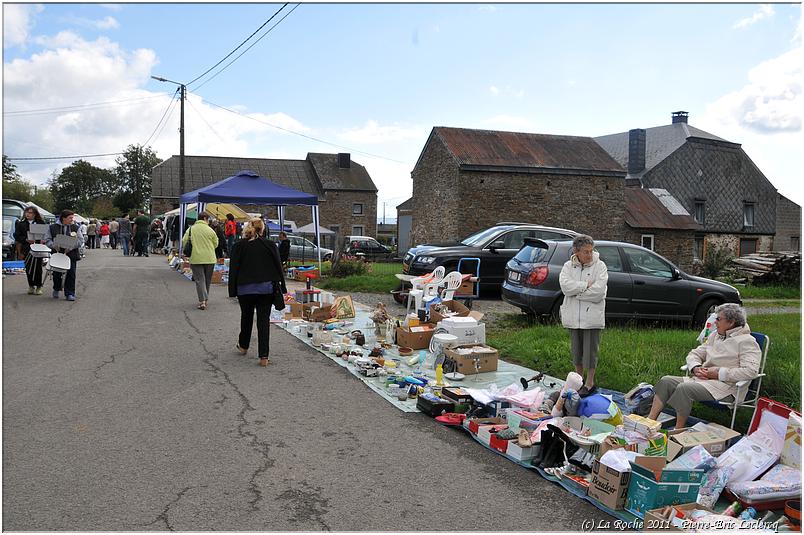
[185,3,289,89]
[3,93,171,116]
[196,94,408,165]
[186,97,227,144]
[191,3,299,92]
[150,97,180,145]
[7,153,124,161]
[141,88,180,147]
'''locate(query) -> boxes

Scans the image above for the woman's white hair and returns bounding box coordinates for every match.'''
[716,303,747,327]
[572,234,594,251]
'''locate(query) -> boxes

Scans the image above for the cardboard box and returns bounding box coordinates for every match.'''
[643,503,717,532]
[210,270,224,284]
[506,441,537,462]
[428,300,484,324]
[489,433,512,454]
[445,344,499,374]
[294,268,320,282]
[625,457,704,519]
[454,279,475,297]
[467,417,506,434]
[395,324,437,350]
[477,424,508,445]
[309,305,333,322]
[289,302,316,319]
[667,423,741,457]
[587,459,631,510]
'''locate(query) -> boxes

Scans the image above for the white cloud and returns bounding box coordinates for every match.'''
[60,15,120,30]
[479,115,535,132]
[3,4,44,47]
[477,5,497,13]
[99,4,123,12]
[698,45,803,203]
[487,84,525,99]
[489,85,500,96]
[733,4,775,29]
[338,120,427,145]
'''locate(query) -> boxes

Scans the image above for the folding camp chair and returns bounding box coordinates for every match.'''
[680,332,769,429]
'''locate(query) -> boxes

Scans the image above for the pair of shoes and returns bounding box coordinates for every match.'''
[28,286,36,295]
[236,344,247,355]
[495,428,519,440]
[34,287,43,295]
[65,294,76,301]
[259,357,271,367]
[578,385,597,397]
[197,302,207,310]
[52,290,60,299]
[517,429,533,448]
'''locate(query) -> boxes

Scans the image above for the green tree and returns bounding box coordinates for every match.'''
[49,160,116,214]
[91,196,116,219]
[3,155,21,182]
[2,156,53,211]
[115,145,161,212]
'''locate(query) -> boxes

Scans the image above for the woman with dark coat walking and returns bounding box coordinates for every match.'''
[14,205,46,294]
[228,218,287,367]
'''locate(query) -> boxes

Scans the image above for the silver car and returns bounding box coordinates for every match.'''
[287,234,332,261]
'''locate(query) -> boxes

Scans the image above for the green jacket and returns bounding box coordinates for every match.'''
[182,220,219,265]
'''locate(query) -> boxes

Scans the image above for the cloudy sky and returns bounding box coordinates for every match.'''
[3,3,802,216]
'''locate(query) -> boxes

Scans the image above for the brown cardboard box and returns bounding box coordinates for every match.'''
[294,268,320,282]
[454,279,475,297]
[395,324,437,350]
[587,459,631,510]
[309,305,334,322]
[289,302,316,319]
[667,423,741,457]
[445,344,499,374]
[643,503,717,532]
[210,271,223,284]
[429,300,484,323]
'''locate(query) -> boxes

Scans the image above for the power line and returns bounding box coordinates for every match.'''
[186,97,227,144]
[151,97,180,145]
[192,3,299,92]
[7,153,124,161]
[141,89,180,147]
[3,93,171,116]
[196,94,408,165]
[185,3,288,88]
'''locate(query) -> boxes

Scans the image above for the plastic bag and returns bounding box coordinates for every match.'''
[599,448,638,473]
[697,312,717,344]
[697,466,735,509]
[667,445,717,471]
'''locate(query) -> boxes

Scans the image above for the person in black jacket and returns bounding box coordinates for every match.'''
[277,231,290,266]
[44,210,85,301]
[228,218,287,367]
[14,205,46,294]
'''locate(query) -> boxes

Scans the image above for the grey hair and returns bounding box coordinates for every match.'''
[572,234,595,251]
[716,303,747,327]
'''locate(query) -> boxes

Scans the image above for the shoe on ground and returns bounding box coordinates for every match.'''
[578,385,597,398]
[52,290,60,299]
[34,287,44,295]
[259,357,271,367]
[28,286,36,295]
[236,344,247,355]
[66,294,76,301]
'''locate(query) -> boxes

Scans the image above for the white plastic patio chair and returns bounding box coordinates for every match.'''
[439,271,464,301]
[680,332,769,429]
[405,266,444,315]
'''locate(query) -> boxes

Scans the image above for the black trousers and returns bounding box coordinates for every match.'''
[24,254,44,287]
[87,235,96,249]
[237,293,273,358]
[52,260,77,295]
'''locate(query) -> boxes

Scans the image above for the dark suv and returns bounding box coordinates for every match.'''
[501,238,741,326]
[402,223,578,291]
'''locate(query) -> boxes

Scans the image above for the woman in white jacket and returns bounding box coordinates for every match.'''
[559,235,608,396]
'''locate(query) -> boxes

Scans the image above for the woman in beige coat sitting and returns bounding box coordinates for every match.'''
[647,303,761,428]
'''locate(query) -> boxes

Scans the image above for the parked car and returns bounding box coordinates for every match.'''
[501,238,741,326]
[402,223,578,291]
[287,234,333,261]
[343,235,393,261]
[3,215,19,260]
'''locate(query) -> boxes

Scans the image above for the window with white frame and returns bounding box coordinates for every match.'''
[352,203,364,215]
[641,234,655,251]
[743,203,755,227]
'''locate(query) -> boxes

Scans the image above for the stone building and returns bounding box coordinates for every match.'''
[410,127,627,245]
[595,111,791,259]
[396,198,413,254]
[775,194,801,252]
[150,153,378,241]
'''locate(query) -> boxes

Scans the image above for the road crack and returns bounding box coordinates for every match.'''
[278,482,332,530]
[93,346,135,379]
[143,485,196,531]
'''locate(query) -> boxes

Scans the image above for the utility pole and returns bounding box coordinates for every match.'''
[383,202,386,225]
[151,76,186,200]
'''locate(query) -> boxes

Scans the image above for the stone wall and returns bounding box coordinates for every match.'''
[410,135,461,244]
[775,194,801,251]
[704,233,774,256]
[623,228,696,271]
[151,197,176,217]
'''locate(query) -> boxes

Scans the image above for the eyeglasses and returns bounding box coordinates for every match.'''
[715,317,722,321]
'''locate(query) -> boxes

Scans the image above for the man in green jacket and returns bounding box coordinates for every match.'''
[182,212,220,310]
[132,210,151,257]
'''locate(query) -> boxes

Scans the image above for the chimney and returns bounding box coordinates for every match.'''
[337,153,351,169]
[671,111,689,124]
[628,128,646,175]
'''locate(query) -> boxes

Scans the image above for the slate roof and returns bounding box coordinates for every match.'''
[431,127,625,176]
[396,197,413,211]
[306,153,377,192]
[151,153,377,198]
[594,123,734,179]
[625,187,701,230]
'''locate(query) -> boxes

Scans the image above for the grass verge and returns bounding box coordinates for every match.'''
[733,284,800,299]
[486,312,801,431]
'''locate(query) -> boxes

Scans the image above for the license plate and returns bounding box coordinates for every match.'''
[508,271,521,283]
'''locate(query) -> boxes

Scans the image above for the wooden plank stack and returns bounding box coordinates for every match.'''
[730,251,801,285]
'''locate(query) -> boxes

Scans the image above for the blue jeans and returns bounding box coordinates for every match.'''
[120,236,130,256]
[226,235,236,257]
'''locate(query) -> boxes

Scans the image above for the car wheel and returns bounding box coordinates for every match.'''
[693,298,720,329]
[323,254,332,261]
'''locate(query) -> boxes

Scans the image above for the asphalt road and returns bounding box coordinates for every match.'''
[2,248,612,531]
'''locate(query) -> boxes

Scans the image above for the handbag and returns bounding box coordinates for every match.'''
[183,226,192,257]
[255,238,286,311]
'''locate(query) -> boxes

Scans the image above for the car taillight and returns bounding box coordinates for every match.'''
[525,266,549,287]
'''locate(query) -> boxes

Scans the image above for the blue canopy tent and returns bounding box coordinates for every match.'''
[178,170,322,270]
